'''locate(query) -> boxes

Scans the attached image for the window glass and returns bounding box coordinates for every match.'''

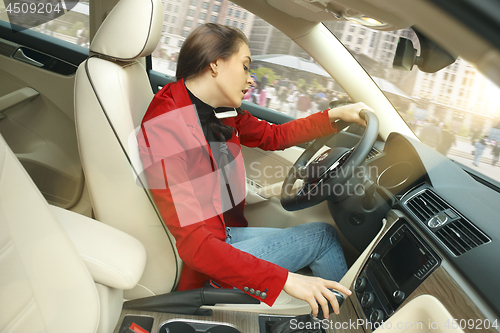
[325,20,500,182]
[152,2,335,122]
[150,1,500,182]
[0,0,90,48]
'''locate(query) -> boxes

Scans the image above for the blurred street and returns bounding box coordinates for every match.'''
[445,136,500,182]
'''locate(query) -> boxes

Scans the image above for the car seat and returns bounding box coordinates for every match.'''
[0,132,147,333]
[74,0,181,300]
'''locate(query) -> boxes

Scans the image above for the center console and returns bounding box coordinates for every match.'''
[353,218,441,325]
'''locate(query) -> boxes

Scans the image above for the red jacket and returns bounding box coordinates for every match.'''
[138,79,336,306]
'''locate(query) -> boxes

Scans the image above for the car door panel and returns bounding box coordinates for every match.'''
[0,26,87,209]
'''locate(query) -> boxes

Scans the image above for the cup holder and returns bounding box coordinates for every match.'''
[159,320,241,333]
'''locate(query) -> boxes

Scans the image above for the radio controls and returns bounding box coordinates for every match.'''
[360,292,375,308]
[354,277,367,292]
[370,309,385,324]
[392,290,405,303]
[390,226,406,243]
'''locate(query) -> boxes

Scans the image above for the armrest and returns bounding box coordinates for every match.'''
[0,87,39,119]
[123,284,260,316]
[50,205,147,290]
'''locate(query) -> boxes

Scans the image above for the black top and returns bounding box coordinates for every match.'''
[186,87,238,216]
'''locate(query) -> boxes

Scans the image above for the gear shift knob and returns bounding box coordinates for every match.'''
[315,290,345,320]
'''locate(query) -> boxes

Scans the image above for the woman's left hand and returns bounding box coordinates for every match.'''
[327,102,373,127]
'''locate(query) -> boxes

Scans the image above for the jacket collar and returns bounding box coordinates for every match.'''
[163,79,218,162]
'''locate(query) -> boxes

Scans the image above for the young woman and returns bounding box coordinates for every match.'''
[138,23,371,318]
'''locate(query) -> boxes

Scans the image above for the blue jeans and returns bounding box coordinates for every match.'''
[226,222,347,282]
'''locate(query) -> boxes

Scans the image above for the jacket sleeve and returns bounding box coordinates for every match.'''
[138,116,288,306]
[234,109,337,150]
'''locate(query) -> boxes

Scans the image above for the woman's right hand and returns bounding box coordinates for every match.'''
[283,272,352,319]
[328,102,372,127]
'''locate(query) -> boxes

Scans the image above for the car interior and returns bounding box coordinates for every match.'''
[1,0,500,332]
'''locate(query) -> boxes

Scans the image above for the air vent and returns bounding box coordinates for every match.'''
[435,219,490,256]
[367,147,381,160]
[406,189,490,256]
[406,189,447,222]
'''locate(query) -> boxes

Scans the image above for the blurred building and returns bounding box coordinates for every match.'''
[412,59,500,134]
[326,21,500,135]
[157,0,255,61]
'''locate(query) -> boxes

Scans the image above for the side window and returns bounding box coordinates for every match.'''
[0,0,89,48]
[151,0,338,119]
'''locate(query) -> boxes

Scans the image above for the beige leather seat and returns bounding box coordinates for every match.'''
[74,0,181,300]
[73,0,312,315]
[0,132,146,333]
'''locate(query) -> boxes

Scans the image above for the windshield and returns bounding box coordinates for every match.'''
[149,1,500,184]
[323,21,500,184]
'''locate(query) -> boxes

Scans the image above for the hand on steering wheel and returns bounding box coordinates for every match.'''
[281,108,379,211]
[328,102,370,127]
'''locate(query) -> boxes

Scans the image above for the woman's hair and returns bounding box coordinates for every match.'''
[176,23,249,81]
[177,23,248,141]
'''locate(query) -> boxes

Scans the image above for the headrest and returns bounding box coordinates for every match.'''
[90,0,163,61]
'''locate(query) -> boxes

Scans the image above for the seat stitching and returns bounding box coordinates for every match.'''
[80,253,134,287]
[1,299,37,333]
[84,57,181,288]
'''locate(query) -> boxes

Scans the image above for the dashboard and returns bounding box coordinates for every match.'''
[331,131,500,331]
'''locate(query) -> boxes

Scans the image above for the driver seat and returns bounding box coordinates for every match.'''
[74,0,181,299]
[73,0,306,313]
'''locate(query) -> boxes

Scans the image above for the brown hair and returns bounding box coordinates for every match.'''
[176,23,249,81]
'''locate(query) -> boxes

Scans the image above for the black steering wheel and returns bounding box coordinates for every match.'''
[281,110,379,211]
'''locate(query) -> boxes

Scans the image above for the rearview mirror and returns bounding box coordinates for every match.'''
[393,29,457,73]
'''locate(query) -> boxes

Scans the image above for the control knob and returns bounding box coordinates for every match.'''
[354,277,367,293]
[393,290,405,303]
[360,292,375,308]
[370,309,385,324]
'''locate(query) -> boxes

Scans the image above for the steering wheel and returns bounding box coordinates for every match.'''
[281,110,379,211]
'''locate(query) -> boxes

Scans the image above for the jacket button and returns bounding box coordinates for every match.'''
[243,287,249,292]
[255,290,261,296]
[249,288,255,295]
[261,292,267,299]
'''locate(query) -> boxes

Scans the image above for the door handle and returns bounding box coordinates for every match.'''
[13,48,44,67]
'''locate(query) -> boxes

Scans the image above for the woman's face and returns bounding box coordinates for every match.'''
[213,42,253,108]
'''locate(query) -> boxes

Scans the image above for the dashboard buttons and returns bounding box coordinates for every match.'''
[370,309,385,324]
[360,292,375,308]
[415,257,438,279]
[392,290,405,303]
[389,226,406,243]
[354,276,367,293]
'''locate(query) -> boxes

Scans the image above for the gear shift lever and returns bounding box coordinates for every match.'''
[315,290,345,320]
[363,180,376,210]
